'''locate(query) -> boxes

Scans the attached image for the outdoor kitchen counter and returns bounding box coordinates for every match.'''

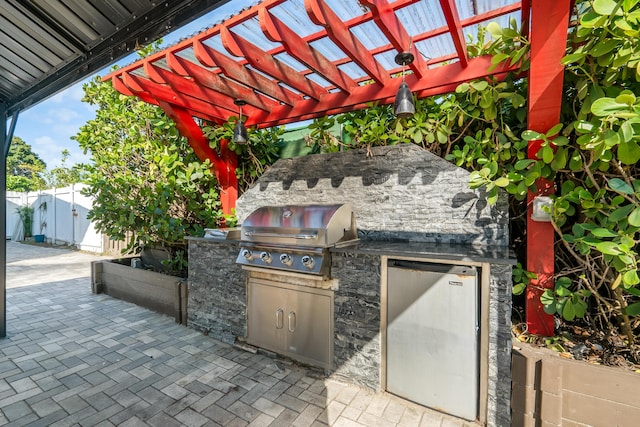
[331,240,515,265]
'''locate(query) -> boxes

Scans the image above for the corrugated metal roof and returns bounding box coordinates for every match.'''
[0,0,233,116]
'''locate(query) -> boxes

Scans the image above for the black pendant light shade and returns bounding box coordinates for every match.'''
[233,120,248,144]
[233,99,248,144]
[394,81,415,119]
[394,51,415,119]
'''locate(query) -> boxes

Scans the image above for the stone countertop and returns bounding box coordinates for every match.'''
[186,236,241,244]
[331,240,516,265]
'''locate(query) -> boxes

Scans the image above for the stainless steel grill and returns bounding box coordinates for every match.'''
[236,204,357,277]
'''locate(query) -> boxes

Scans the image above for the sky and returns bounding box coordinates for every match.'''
[12,0,257,169]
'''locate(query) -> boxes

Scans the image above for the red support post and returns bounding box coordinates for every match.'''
[526,0,571,336]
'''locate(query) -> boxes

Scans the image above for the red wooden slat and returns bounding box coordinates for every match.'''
[191,41,302,106]
[259,7,356,92]
[152,56,276,112]
[439,0,468,67]
[305,0,387,85]
[246,56,516,127]
[121,72,234,122]
[361,0,425,78]
[221,25,327,100]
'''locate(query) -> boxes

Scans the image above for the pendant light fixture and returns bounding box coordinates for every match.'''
[394,51,415,119]
[233,99,248,144]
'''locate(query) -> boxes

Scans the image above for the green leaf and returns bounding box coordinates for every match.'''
[593,0,622,16]
[591,98,630,116]
[608,178,634,194]
[624,302,640,316]
[522,130,543,141]
[623,270,640,286]
[590,39,620,58]
[512,283,526,295]
[595,241,623,255]
[494,177,510,187]
[629,207,640,227]
[618,140,640,165]
[590,228,618,238]
[610,204,635,222]
[541,145,554,163]
[514,159,536,170]
[563,301,576,321]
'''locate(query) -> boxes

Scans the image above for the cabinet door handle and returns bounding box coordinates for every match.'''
[275,308,284,329]
[288,311,296,332]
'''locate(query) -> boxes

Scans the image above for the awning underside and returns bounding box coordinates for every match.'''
[106,0,527,129]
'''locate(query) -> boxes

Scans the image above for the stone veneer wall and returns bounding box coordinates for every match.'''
[236,144,509,247]
[187,239,246,344]
[488,263,513,427]
[330,252,382,390]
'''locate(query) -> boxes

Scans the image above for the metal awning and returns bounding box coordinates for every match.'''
[0,0,231,117]
[105,0,528,129]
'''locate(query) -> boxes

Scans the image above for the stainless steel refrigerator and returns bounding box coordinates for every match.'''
[386,260,478,421]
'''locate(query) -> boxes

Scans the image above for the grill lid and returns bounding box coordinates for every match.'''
[240,204,357,248]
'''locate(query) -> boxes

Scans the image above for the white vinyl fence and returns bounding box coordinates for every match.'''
[6,184,103,253]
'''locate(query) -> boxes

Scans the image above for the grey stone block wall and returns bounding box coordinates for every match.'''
[187,239,246,344]
[237,144,509,247]
[488,262,513,427]
[330,252,382,390]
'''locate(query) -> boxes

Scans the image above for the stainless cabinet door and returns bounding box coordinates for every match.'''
[387,263,478,421]
[286,287,333,368]
[247,280,287,353]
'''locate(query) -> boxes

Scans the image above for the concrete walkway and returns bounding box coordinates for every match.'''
[1,241,476,426]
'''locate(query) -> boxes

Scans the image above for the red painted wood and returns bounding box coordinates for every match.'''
[220,25,327,100]
[306,0,386,85]
[361,0,425,78]
[149,58,276,113]
[121,72,233,122]
[191,41,302,107]
[259,8,356,92]
[245,56,515,126]
[526,0,571,336]
[158,102,238,216]
[439,0,468,67]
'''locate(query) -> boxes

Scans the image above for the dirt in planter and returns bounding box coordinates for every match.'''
[512,322,640,373]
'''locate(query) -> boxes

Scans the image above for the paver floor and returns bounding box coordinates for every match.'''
[1,241,477,426]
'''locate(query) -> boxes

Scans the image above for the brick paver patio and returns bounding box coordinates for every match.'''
[1,241,475,426]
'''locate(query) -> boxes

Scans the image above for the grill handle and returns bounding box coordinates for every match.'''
[244,231,318,239]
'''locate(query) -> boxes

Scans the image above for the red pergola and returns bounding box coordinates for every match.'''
[105,0,572,336]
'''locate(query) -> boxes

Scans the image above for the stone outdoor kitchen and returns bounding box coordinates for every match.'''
[186,145,514,427]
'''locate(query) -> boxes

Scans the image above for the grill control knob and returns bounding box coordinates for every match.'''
[260,252,272,264]
[301,255,315,269]
[241,249,253,261]
[279,253,292,266]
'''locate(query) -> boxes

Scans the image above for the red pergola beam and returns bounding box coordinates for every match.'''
[439,0,469,67]
[306,0,387,85]
[158,102,238,216]
[244,56,517,128]
[525,0,571,336]
[259,7,357,92]
[361,0,426,78]
[221,25,327,100]
[191,41,303,107]
[160,54,277,112]
[144,62,274,114]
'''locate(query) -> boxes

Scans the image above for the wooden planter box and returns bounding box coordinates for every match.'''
[91,259,188,324]
[512,342,640,426]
